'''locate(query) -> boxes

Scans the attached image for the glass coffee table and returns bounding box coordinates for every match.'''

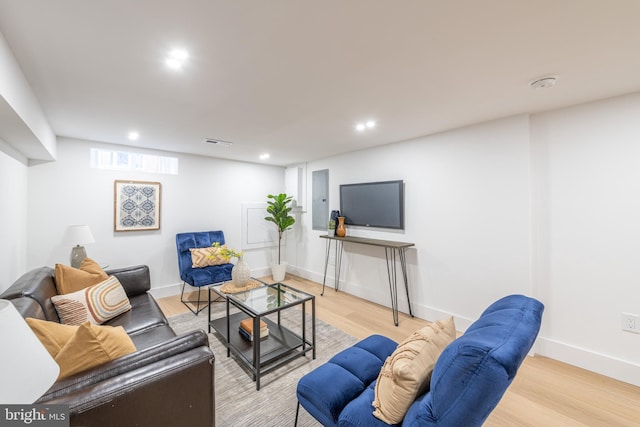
[208,280,316,390]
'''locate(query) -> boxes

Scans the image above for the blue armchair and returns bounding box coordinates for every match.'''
[296,294,544,427]
[176,231,234,315]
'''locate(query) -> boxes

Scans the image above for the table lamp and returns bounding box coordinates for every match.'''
[63,225,95,268]
[0,299,60,404]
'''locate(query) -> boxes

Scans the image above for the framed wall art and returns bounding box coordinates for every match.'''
[114,180,161,231]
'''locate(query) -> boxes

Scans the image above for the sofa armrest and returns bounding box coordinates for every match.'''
[0,267,59,321]
[40,330,210,400]
[41,346,215,427]
[7,297,46,319]
[106,265,151,297]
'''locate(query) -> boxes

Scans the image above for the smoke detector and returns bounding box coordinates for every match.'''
[530,76,557,89]
[204,138,233,147]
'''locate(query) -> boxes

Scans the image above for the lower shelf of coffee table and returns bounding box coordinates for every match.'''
[210,311,306,367]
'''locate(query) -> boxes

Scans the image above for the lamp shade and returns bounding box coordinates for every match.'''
[62,225,95,246]
[0,299,60,404]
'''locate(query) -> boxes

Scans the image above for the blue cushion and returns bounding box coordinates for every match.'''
[328,347,386,385]
[184,264,234,287]
[297,335,397,427]
[352,333,399,362]
[404,294,544,427]
[297,295,543,427]
[339,382,401,427]
[176,231,233,287]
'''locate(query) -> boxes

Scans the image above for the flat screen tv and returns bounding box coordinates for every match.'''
[339,180,404,230]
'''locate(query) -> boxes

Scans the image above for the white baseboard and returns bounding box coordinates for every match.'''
[148,282,182,299]
[291,265,478,329]
[149,266,275,299]
[535,336,640,387]
[289,265,327,288]
[401,302,640,386]
[160,266,640,388]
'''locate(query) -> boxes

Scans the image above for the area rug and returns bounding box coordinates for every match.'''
[168,305,359,427]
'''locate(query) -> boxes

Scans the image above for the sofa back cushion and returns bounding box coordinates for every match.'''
[105,265,152,297]
[404,294,544,427]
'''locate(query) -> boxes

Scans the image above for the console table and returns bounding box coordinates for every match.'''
[320,235,415,326]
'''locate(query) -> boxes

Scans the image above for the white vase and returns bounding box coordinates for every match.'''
[271,262,287,282]
[232,258,251,286]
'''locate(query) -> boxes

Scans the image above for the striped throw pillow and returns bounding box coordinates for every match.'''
[51,276,132,325]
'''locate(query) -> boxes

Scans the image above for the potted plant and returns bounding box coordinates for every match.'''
[265,193,296,281]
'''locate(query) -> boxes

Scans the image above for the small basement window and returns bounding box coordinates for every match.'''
[90,148,178,175]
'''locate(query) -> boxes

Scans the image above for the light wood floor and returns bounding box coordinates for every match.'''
[157,275,640,427]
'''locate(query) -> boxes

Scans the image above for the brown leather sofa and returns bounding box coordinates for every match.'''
[1,265,215,427]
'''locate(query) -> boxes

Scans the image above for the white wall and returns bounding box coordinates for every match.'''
[291,96,640,386]
[531,93,640,385]
[3,70,638,385]
[26,138,284,294]
[0,27,53,292]
[294,115,532,330]
[0,150,28,292]
[0,31,56,161]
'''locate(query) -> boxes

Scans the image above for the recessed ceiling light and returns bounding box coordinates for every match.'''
[166,48,189,70]
[355,120,376,132]
[170,49,189,61]
[128,131,139,141]
[259,153,270,160]
[166,58,182,69]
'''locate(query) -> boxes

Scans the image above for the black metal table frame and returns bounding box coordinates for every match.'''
[208,282,316,390]
[320,235,414,326]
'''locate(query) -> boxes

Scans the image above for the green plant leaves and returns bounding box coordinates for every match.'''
[264,193,296,233]
[265,193,296,264]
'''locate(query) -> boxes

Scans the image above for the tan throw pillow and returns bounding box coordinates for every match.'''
[51,276,132,325]
[372,317,457,424]
[54,257,108,294]
[55,321,136,379]
[26,318,79,358]
[190,246,230,268]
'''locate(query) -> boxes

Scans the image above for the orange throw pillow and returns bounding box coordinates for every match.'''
[54,257,108,294]
[55,321,136,379]
[26,317,79,358]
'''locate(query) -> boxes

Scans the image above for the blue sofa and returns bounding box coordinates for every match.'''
[176,230,234,314]
[296,294,544,427]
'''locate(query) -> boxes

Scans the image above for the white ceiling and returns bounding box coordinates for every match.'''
[1,0,639,166]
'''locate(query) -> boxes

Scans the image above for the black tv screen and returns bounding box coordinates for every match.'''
[339,180,404,229]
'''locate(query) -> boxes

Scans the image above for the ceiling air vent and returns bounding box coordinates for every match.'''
[204,138,233,147]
